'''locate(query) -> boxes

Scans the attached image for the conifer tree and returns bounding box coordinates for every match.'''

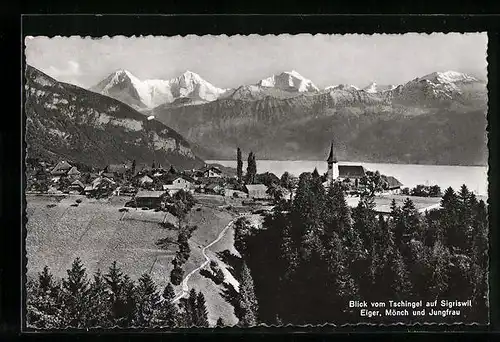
[457,184,474,252]
[38,265,55,294]
[237,147,243,184]
[27,266,63,328]
[121,275,137,327]
[135,273,160,327]
[196,291,210,327]
[401,198,421,239]
[87,269,112,328]
[186,288,198,326]
[158,283,178,327]
[323,182,351,236]
[324,232,358,313]
[279,223,299,280]
[379,245,411,299]
[440,187,461,250]
[471,200,488,313]
[61,258,90,328]
[104,261,125,323]
[353,194,377,252]
[246,152,257,184]
[239,262,259,327]
[428,240,450,297]
[131,159,136,176]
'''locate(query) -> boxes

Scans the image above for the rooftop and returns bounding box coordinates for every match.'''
[245,184,268,191]
[135,190,166,198]
[339,165,366,178]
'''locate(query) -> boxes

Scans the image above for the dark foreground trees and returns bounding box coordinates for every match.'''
[26,260,214,329]
[236,176,488,325]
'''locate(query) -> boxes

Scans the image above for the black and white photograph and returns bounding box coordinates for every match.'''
[23,32,489,329]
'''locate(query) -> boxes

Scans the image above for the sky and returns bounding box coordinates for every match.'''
[25,33,488,89]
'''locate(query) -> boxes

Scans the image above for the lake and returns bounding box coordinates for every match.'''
[206,160,489,197]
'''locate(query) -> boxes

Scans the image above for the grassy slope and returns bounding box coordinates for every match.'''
[183,203,239,326]
[26,193,242,326]
[26,195,178,290]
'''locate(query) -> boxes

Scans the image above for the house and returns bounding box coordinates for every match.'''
[119,184,138,196]
[69,180,85,194]
[197,165,223,179]
[84,185,95,196]
[162,175,196,195]
[245,184,269,199]
[170,175,195,190]
[104,163,131,179]
[384,176,404,194]
[67,166,81,179]
[224,189,248,198]
[205,182,224,195]
[91,177,117,195]
[50,161,72,176]
[133,190,167,208]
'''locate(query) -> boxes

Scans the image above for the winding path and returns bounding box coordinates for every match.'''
[172,216,241,303]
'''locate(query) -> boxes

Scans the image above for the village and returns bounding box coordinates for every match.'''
[25,142,451,217]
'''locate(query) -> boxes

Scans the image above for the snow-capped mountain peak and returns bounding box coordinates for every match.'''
[362,82,396,93]
[324,84,360,92]
[91,70,228,109]
[363,82,378,94]
[417,71,478,84]
[258,71,319,92]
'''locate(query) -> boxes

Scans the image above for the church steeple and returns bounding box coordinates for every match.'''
[326,140,339,182]
[327,141,337,164]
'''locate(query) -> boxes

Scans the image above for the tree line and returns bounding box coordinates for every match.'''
[26,259,215,329]
[234,170,488,325]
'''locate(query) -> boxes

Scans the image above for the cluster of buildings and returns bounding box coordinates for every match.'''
[27,159,274,206]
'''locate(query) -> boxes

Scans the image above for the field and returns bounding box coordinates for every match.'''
[26,194,179,290]
[26,193,245,326]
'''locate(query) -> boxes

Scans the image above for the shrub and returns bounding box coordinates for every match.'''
[75,199,82,204]
[210,262,225,285]
[70,203,79,207]
[170,265,184,285]
[118,208,129,212]
[47,204,56,208]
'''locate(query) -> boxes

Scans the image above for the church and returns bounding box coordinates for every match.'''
[322,141,368,188]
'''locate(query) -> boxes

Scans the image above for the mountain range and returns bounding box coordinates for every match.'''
[25,65,204,170]
[30,67,488,167]
[135,70,485,166]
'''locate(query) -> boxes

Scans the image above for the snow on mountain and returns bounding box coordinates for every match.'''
[90,69,229,109]
[392,71,485,105]
[417,71,479,84]
[362,82,396,93]
[324,84,360,92]
[257,70,319,93]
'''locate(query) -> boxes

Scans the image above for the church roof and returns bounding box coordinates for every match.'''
[338,165,366,178]
[326,142,337,163]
